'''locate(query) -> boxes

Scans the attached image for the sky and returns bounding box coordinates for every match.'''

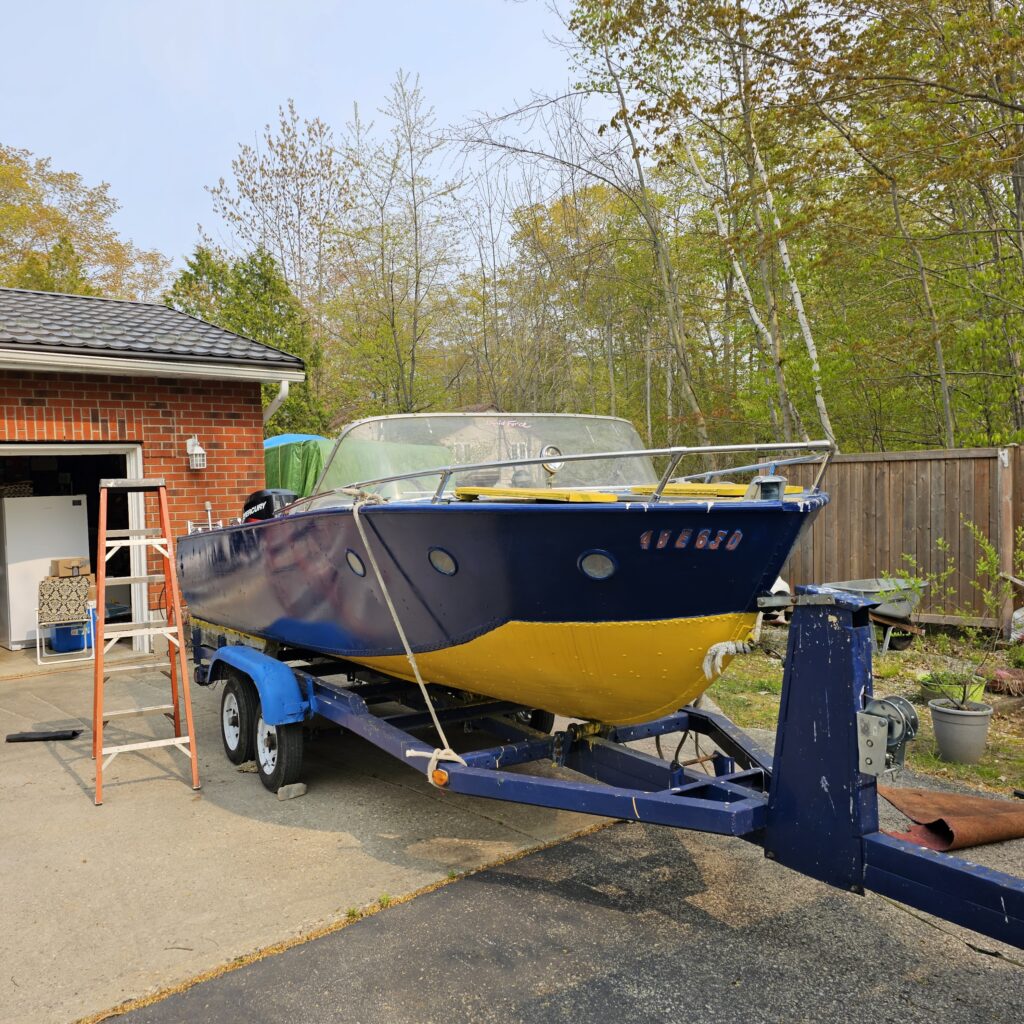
[1,0,575,266]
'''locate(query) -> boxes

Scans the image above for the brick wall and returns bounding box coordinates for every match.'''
[0,371,265,536]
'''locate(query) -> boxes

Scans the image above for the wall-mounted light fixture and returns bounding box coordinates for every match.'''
[186,435,207,470]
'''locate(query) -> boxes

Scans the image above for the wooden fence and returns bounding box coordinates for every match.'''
[783,446,1022,630]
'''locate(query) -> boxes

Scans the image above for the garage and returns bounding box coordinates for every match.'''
[0,285,305,669]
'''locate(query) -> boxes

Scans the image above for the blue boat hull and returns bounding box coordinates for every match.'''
[178,496,826,723]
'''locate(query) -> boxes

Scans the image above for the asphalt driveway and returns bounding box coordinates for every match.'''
[115,816,1024,1024]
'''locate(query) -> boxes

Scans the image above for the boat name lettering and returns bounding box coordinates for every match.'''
[640,528,743,552]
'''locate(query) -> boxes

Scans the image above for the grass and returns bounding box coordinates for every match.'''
[708,626,1024,795]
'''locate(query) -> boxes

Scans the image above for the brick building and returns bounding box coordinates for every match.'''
[0,287,305,643]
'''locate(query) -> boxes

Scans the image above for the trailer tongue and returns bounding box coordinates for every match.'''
[192,585,1024,950]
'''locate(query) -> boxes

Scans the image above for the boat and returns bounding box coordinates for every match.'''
[178,413,831,725]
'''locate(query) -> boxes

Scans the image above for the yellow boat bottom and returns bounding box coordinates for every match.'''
[353,612,758,726]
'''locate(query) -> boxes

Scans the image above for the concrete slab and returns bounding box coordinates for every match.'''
[0,668,601,1024]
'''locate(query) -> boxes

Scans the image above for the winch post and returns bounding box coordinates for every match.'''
[764,587,879,890]
[764,587,1024,949]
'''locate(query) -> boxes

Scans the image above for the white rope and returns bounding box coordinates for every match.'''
[702,614,764,681]
[702,640,753,681]
[349,494,467,783]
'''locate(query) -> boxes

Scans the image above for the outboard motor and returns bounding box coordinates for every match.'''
[242,488,298,523]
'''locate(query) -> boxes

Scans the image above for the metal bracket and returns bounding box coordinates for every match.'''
[757,592,865,610]
[759,594,836,609]
[856,711,889,776]
[857,696,919,776]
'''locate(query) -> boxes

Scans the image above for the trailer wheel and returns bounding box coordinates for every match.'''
[887,629,914,652]
[514,709,555,734]
[253,710,304,792]
[221,673,257,765]
[530,710,555,734]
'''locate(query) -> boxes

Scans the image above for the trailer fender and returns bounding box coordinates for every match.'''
[207,647,309,726]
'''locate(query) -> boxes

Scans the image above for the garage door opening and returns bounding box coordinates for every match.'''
[0,443,148,662]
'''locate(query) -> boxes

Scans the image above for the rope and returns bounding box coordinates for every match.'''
[349,493,467,784]
[702,612,764,681]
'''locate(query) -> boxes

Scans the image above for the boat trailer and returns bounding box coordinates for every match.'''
[192,585,1024,950]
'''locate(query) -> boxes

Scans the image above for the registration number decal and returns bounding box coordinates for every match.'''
[640,528,743,551]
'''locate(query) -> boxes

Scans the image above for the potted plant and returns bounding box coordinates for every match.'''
[923,670,993,764]
[918,668,985,705]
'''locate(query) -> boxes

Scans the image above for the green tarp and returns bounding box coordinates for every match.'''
[264,438,335,496]
[265,436,453,498]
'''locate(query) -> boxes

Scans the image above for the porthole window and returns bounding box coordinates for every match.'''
[346,549,366,577]
[428,547,458,576]
[579,550,616,580]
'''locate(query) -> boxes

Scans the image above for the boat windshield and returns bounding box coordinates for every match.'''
[312,413,658,502]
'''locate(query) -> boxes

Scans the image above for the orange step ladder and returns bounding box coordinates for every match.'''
[91,478,200,805]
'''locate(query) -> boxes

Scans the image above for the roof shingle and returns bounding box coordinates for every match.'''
[0,287,305,371]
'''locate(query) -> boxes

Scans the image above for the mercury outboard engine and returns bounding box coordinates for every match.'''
[242,488,298,523]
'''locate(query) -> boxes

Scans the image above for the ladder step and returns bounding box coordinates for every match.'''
[101,736,191,767]
[103,662,170,676]
[105,574,165,585]
[103,703,175,719]
[106,528,165,539]
[104,620,179,638]
[99,478,167,492]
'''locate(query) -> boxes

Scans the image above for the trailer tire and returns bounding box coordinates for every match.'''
[887,629,914,652]
[513,708,555,734]
[220,672,257,765]
[530,710,555,734]
[253,709,304,792]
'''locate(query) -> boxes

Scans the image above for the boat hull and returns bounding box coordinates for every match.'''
[179,497,825,724]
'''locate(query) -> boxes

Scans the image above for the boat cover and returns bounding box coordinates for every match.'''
[264,436,333,497]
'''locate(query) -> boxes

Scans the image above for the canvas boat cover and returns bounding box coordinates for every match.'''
[264,435,333,497]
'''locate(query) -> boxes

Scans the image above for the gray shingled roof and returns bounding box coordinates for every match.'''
[0,287,305,371]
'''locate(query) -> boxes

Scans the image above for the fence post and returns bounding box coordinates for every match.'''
[997,446,1016,637]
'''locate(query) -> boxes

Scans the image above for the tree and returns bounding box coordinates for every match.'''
[165,246,328,436]
[330,72,462,416]
[207,101,349,414]
[0,144,169,298]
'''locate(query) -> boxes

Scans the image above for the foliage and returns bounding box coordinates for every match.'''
[165,246,328,436]
[921,669,986,708]
[6,235,98,296]
[889,537,959,617]
[892,517,1024,705]
[175,5,1024,451]
[328,73,461,418]
[0,144,169,298]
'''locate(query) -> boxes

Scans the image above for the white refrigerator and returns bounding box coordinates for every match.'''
[0,495,90,650]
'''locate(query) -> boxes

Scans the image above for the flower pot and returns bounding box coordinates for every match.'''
[919,676,986,705]
[928,699,993,764]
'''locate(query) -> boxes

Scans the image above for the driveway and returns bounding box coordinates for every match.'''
[0,665,598,1024]
[3,663,1022,1024]
[115,811,1024,1024]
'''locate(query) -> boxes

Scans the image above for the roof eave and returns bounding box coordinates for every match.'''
[0,348,306,384]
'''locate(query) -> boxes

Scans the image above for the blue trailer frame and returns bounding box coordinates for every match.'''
[192,586,1024,950]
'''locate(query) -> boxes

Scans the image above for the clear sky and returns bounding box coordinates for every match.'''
[1,0,574,265]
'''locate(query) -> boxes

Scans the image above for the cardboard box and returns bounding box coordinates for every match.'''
[50,557,92,578]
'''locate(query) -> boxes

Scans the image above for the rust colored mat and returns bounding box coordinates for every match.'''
[879,785,1024,851]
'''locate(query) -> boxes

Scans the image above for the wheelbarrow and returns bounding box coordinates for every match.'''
[825,578,927,653]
